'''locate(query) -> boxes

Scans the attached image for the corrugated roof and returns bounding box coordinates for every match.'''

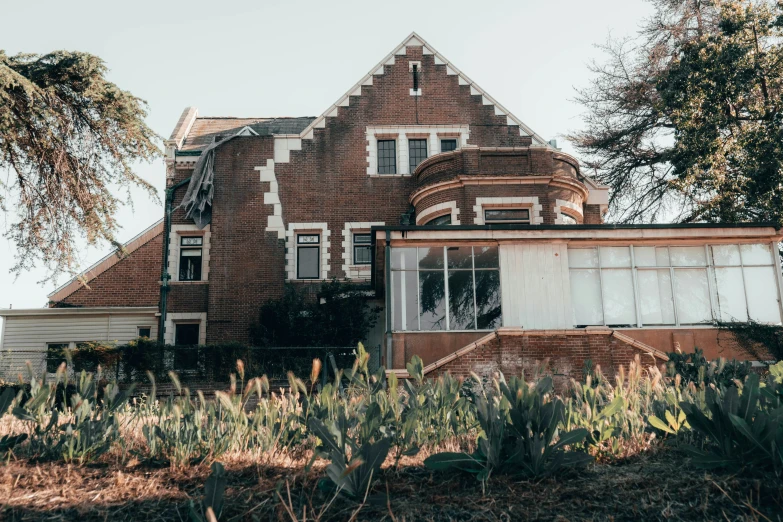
[180,117,316,151]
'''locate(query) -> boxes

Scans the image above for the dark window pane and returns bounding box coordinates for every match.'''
[138,327,151,338]
[475,270,502,329]
[447,246,473,269]
[418,247,444,269]
[474,246,500,268]
[425,214,451,226]
[484,208,530,223]
[392,270,419,331]
[181,236,202,246]
[409,139,428,172]
[420,271,446,330]
[297,246,320,279]
[391,248,417,270]
[175,323,200,345]
[179,250,202,281]
[378,140,397,174]
[448,270,476,330]
[354,245,372,265]
[353,233,371,244]
[440,139,458,152]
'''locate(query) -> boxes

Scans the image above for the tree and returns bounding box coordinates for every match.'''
[569,0,783,225]
[250,280,381,347]
[0,50,160,277]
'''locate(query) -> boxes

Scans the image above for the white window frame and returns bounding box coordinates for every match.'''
[474,197,543,225]
[366,125,470,176]
[169,224,211,282]
[286,223,330,280]
[567,243,783,328]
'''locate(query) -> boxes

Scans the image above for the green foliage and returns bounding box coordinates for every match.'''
[718,321,783,362]
[665,348,751,388]
[424,374,592,483]
[250,280,381,347]
[569,0,783,225]
[0,50,160,276]
[681,364,783,475]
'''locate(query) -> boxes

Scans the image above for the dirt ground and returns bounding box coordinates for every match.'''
[1,448,782,521]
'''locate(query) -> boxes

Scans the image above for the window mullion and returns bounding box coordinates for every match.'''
[416,249,421,331]
[597,247,607,326]
[704,244,717,322]
[444,246,450,331]
[670,265,680,327]
[631,246,642,328]
[472,247,478,330]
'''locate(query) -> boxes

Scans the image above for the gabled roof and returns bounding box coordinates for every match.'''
[48,220,164,303]
[298,32,549,145]
[170,32,550,152]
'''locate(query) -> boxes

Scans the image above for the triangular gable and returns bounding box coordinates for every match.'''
[298,32,548,145]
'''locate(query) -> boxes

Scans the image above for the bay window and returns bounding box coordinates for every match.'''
[391,246,502,331]
[568,243,781,327]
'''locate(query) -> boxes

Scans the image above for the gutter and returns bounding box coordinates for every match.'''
[372,222,781,232]
[158,176,192,343]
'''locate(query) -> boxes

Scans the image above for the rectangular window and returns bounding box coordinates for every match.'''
[391,246,501,331]
[179,236,203,281]
[408,139,428,173]
[377,139,397,174]
[175,323,200,345]
[137,327,152,339]
[353,233,372,265]
[440,139,458,153]
[297,234,320,279]
[568,243,782,328]
[484,208,530,224]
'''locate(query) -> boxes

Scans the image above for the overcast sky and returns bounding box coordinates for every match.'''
[0,0,653,310]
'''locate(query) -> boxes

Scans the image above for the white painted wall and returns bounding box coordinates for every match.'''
[499,243,572,329]
[0,311,157,379]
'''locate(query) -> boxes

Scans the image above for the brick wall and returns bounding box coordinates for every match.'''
[430,332,660,387]
[58,232,163,307]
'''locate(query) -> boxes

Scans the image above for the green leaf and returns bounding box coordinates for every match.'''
[424,452,485,473]
[648,415,675,434]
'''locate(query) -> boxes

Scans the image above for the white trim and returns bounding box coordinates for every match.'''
[473,197,543,225]
[342,222,385,279]
[416,201,461,225]
[286,223,331,280]
[297,32,549,145]
[169,225,211,282]
[0,307,158,317]
[366,125,469,175]
[164,312,207,345]
[256,159,285,239]
[554,199,584,224]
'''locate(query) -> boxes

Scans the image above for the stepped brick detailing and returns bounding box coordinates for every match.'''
[49,222,164,308]
[388,329,667,382]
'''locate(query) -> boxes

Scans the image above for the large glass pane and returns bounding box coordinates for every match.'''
[448,270,476,330]
[474,246,499,268]
[475,270,502,329]
[744,266,782,323]
[740,244,773,265]
[446,246,473,269]
[297,247,319,279]
[392,271,419,331]
[391,248,417,270]
[637,269,675,325]
[670,246,707,266]
[713,267,748,322]
[601,269,636,325]
[568,248,598,268]
[418,247,444,269]
[570,269,603,325]
[600,247,631,267]
[635,247,669,267]
[673,269,712,323]
[711,245,741,266]
[420,271,446,330]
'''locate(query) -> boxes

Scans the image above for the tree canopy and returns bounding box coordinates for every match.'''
[569,0,783,225]
[0,50,160,277]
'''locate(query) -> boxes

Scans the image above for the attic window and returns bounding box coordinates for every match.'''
[409,61,422,96]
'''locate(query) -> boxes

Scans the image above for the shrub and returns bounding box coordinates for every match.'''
[665,348,751,388]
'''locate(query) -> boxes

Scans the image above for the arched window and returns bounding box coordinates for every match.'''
[425,214,452,226]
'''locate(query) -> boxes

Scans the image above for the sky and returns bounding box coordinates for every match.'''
[0,0,654,310]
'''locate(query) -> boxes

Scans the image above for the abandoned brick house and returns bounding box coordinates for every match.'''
[2,33,782,380]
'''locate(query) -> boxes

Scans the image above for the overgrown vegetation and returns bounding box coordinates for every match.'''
[2,346,783,520]
[719,320,783,361]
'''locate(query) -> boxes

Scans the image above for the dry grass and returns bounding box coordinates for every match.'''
[2,448,782,521]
